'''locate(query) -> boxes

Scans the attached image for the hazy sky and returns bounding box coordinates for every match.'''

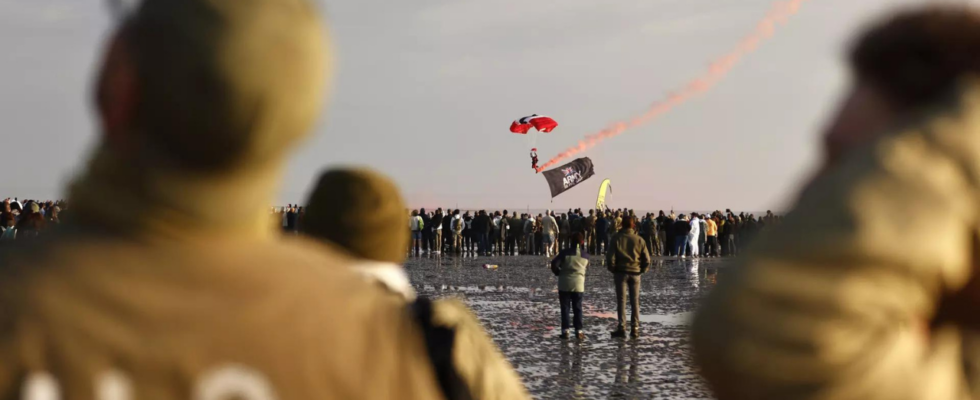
[0,0,945,211]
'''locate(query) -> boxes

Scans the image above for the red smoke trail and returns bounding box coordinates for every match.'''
[535,0,809,172]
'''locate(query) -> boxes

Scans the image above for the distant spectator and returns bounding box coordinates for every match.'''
[607,217,652,338]
[410,209,424,256]
[0,215,15,241]
[15,203,45,239]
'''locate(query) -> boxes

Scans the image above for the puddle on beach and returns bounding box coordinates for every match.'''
[586,311,693,326]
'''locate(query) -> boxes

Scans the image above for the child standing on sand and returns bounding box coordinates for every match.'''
[551,232,589,340]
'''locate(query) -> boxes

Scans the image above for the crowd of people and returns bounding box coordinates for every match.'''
[0,198,64,240]
[404,207,781,258]
[6,0,980,398]
[2,198,782,262]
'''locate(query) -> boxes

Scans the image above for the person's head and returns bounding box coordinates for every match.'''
[411,210,418,217]
[302,168,409,264]
[589,209,594,216]
[420,208,426,215]
[622,217,635,231]
[572,232,585,246]
[824,6,980,167]
[95,0,328,171]
[73,0,331,237]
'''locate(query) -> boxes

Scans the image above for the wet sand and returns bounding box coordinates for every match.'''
[405,254,723,399]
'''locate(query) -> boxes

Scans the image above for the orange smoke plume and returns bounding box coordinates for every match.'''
[535,0,809,173]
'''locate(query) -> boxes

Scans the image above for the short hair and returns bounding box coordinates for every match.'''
[126,0,328,171]
[850,6,980,110]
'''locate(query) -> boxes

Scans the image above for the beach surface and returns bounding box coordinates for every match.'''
[405,254,723,399]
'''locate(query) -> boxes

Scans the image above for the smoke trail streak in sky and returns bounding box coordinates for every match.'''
[535,0,810,173]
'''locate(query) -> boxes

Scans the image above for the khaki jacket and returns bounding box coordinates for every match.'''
[607,228,651,274]
[0,232,447,400]
[692,85,980,400]
[345,258,530,400]
[0,145,454,400]
[430,300,532,400]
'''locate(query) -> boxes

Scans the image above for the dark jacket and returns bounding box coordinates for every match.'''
[559,218,571,237]
[442,215,453,235]
[432,212,444,232]
[674,219,692,237]
[606,228,652,274]
[497,217,509,240]
[508,217,522,237]
[473,215,491,234]
[641,219,656,236]
[721,220,737,237]
[596,217,609,237]
[569,217,581,234]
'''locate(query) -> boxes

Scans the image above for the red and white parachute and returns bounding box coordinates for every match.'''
[510,114,558,134]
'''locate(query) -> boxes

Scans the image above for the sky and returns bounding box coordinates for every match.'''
[0,0,951,211]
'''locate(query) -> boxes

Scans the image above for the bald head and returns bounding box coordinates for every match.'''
[101,0,330,171]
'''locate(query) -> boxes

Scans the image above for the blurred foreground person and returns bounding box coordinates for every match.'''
[551,233,589,340]
[0,0,473,398]
[302,168,530,400]
[694,6,980,399]
[303,169,417,300]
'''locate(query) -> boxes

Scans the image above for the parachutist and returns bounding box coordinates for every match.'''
[531,149,539,171]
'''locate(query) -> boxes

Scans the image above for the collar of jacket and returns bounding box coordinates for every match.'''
[65,146,282,241]
[350,260,416,301]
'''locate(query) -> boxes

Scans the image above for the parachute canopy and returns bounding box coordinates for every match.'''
[510,114,558,134]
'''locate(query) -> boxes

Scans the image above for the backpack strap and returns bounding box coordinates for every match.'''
[410,297,473,400]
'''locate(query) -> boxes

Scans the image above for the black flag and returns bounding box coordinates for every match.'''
[542,157,596,198]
